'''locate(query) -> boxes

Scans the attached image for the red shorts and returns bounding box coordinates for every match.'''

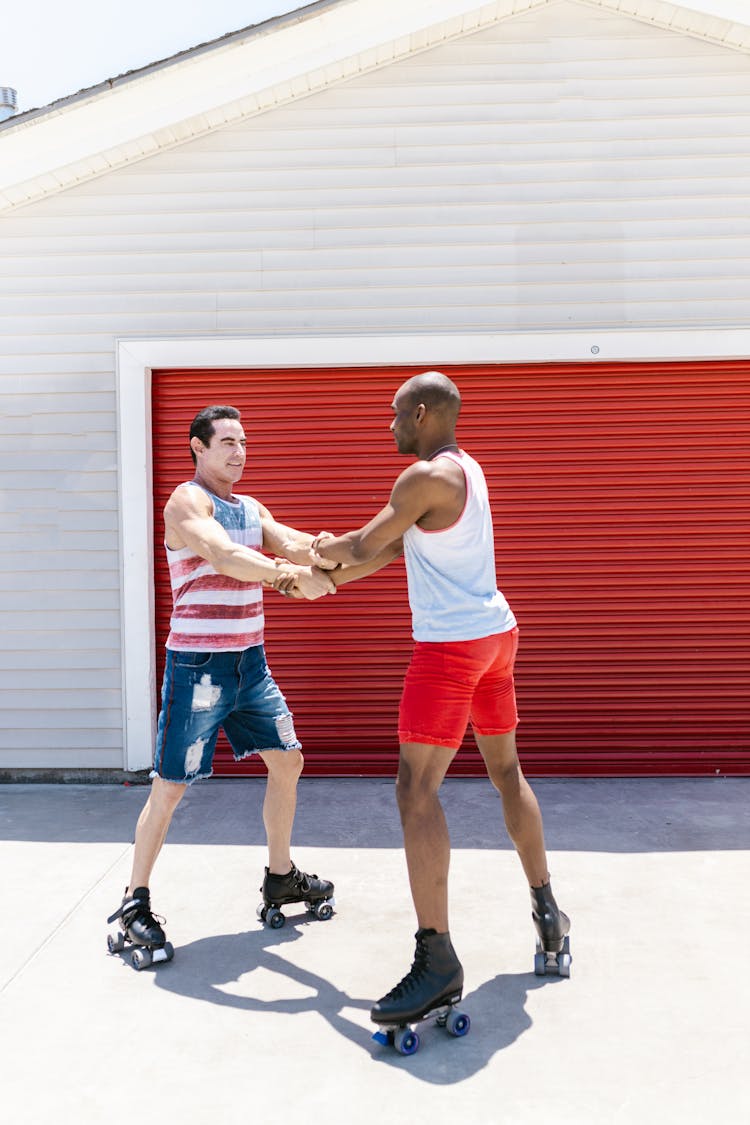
[398,627,520,750]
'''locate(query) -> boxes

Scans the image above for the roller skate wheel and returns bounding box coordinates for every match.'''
[107,932,125,954]
[394,1027,420,1056]
[131,947,153,971]
[558,952,572,978]
[151,943,174,965]
[267,908,285,930]
[446,1010,470,1037]
[534,950,546,976]
[256,902,266,921]
[314,901,334,921]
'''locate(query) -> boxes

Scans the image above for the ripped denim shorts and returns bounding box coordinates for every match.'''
[152,646,301,784]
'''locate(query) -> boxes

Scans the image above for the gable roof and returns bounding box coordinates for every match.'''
[2,0,749,213]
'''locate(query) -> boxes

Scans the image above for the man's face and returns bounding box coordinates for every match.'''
[195,418,247,482]
[389,387,418,455]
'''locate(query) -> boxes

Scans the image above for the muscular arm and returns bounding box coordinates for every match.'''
[256,497,402,594]
[164,485,334,597]
[329,538,404,587]
[256,502,326,566]
[313,460,461,566]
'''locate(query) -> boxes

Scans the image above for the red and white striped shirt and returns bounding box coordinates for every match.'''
[165,483,265,652]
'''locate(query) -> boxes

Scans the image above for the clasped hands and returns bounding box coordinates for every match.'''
[270,531,338,600]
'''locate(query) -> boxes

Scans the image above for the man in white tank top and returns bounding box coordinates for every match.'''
[313,372,571,1033]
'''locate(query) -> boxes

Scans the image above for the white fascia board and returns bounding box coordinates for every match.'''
[117,327,750,771]
[0,0,543,212]
[3,0,750,211]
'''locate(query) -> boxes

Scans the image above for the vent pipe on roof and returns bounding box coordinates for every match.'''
[0,88,18,122]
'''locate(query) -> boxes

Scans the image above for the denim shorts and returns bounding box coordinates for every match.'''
[152,646,301,784]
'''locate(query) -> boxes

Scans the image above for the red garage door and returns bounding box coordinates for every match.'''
[151,361,749,777]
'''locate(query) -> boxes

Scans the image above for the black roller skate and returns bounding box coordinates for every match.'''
[531,880,571,977]
[371,929,470,1056]
[256,862,335,929]
[106,886,174,971]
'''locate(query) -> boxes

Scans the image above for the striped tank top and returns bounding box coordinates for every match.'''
[403,450,516,642]
[165,482,265,652]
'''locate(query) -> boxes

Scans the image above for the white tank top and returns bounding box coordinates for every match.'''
[402,450,516,642]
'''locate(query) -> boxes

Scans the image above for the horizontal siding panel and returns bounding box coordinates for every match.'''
[0,697,121,718]
[0,591,117,611]
[213,301,749,332]
[0,631,119,650]
[0,669,120,690]
[0,748,123,765]
[0,651,119,671]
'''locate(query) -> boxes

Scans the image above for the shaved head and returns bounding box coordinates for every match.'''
[397,371,461,420]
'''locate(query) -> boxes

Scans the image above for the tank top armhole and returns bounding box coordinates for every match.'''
[414,451,470,534]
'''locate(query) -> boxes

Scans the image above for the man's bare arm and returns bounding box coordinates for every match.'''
[312,462,442,565]
[164,485,334,598]
[329,539,403,587]
[256,501,339,570]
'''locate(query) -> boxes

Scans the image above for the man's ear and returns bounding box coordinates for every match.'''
[190,436,204,458]
[415,403,426,423]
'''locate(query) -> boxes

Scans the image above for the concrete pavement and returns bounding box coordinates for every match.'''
[1,777,748,1124]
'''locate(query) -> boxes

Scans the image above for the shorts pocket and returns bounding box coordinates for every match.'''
[173,651,213,669]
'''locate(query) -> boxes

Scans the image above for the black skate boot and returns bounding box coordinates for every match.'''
[531,880,571,977]
[257,862,335,929]
[371,929,470,1055]
[106,886,174,971]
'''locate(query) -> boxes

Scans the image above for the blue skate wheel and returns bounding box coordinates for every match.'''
[394,1028,419,1056]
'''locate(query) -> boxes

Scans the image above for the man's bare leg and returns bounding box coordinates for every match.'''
[370,741,465,1027]
[476,730,571,970]
[258,748,303,875]
[128,776,187,894]
[395,742,457,932]
[475,730,550,886]
[257,749,334,918]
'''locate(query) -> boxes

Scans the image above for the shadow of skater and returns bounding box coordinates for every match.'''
[367,972,564,1082]
[146,920,372,1050]
[131,915,562,1078]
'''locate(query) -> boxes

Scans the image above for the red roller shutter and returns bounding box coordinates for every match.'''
[151,361,749,777]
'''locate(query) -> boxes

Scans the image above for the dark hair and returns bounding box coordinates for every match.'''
[189,405,241,464]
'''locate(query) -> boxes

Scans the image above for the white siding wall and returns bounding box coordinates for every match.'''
[1,1,749,767]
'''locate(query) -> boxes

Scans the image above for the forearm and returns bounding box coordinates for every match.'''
[275,527,318,565]
[314,531,373,565]
[211,543,292,585]
[328,542,402,586]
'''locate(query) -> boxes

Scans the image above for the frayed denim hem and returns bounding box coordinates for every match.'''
[149,768,213,786]
[233,741,301,761]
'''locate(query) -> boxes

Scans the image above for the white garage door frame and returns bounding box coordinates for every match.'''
[116,329,750,772]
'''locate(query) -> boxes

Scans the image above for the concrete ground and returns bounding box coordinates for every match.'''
[1,776,748,1125]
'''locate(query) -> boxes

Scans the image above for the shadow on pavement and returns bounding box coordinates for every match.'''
[109,916,560,1083]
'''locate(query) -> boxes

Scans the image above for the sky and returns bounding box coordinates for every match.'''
[2,0,749,114]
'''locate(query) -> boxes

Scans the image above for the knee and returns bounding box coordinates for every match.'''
[148,777,186,816]
[395,767,436,818]
[270,748,304,784]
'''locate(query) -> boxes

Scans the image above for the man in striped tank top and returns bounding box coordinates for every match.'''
[313,372,571,1039]
[109,405,353,959]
